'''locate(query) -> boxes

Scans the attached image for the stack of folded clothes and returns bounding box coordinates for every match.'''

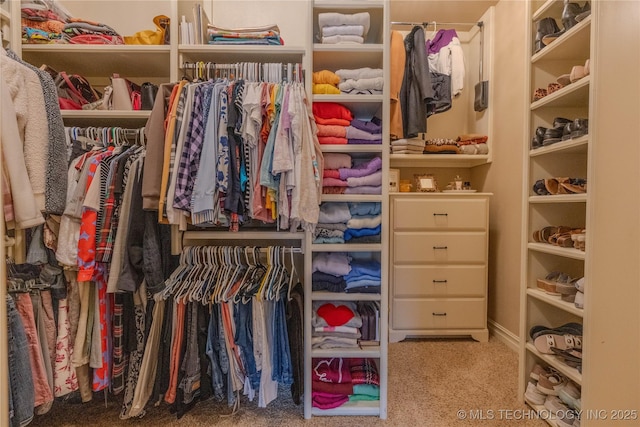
[312,252,382,294]
[314,202,382,244]
[336,67,384,95]
[312,357,381,409]
[313,70,341,94]
[322,153,352,195]
[347,117,382,144]
[456,133,489,154]
[317,12,370,44]
[62,18,123,44]
[207,23,284,45]
[312,301,362,350]
[390,138,426,154]
[322,156,382,195]
[313,102,353,145]
[424,138,460,154]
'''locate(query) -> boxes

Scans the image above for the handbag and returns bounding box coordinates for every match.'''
[474,22,489,112]
[123,15,170,45]
[140,82,159,110]
[111,74,142,110]
[57,71,101,110]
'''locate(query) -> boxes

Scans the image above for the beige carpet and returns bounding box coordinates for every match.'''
[29,336,546,427]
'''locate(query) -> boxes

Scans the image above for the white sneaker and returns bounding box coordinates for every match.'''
[525,381,546,405]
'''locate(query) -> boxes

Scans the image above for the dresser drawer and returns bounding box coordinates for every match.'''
[392,299,486,330]
[394,232,486,263]
[393,265,486,297]
[393,197,487,230]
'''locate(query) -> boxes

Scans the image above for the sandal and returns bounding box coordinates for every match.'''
[537,271,570,295]
[534,333,582,354]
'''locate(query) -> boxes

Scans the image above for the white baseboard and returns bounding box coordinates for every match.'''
[488,319,519,352]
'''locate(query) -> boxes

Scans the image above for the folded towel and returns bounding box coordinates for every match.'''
[323,153,352,169]
[313,70,341,85]
[318,202,351,223]
[457,133,488,142]
[322,34,364,44]
[323,169,341,179]
[391,145,425,152]
[313,83,341,94]
[318,12,370,38]
[458,143,489,155]
[319,136,348,145]
[347,214,382,229]
[347,170,382,187]
[344,185,381,194]
[313,102,353,121]
[346,126,381,141]
[424,145,460,154]
[339,157,382,180]
[321,25,365,37]
[317,124,347,138]
[323,187,346,194]
[323,177,348,187]
[350,117,382,134]
[391,138,425,147]
[392,149,426,154]
[341,89,383,95]
[314,117,352,127]
[339,77,384,92]
[335,67,384,80]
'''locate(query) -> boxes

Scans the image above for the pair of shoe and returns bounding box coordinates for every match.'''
[540,1,591,48]
[571,230,586,251]
[529,322,583,355]
[531,117,582,148]
[557,59,591,86]
[532,177,587,195]
[533,226,585,248]
[536,272,579,301]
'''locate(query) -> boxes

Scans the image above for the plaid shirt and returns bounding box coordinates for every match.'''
[162,86,188,219]
[173,82,213,211]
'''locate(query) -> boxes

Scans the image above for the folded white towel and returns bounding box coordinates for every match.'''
[321,25,364,37]
[339,77,384,92]
[391,138,426,147]
[336,67,384,80]
[318,12,370,38]
[322,34,364,44]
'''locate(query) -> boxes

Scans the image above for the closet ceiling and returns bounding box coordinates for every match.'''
[390,0,499,29]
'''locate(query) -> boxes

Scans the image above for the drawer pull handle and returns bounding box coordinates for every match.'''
[433,246,448,250]
[433,213,448,216]
[433,280,448,284]
[432,312,447,316]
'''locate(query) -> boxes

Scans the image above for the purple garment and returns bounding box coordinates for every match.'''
[345,126,381,141]
[344,185,381,195]
[347,138,382,145]
[350,117,382,134]
[339,157,382,180]
[347,170,382,187]
[427,29,458,54]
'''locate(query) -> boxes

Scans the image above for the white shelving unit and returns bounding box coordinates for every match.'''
[518,0,590,423]
[305,0,389,419]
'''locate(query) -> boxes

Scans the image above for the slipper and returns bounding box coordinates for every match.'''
[534,333,582,354]
[551,347,583,364]
[530,322,583,340]
[570,65,586,83]
[557,73,571,87]
[548,82,563,94]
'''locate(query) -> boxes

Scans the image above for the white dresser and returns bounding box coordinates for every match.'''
[389,193,491,343]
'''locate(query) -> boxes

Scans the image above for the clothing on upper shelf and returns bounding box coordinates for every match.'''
[207,24,284,45]
[317,12,370,44]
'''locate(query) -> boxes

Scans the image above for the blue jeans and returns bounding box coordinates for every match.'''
[233,300,260,390]
[270,299,293,385]
[7,295,34,427]
[205,304,225,401]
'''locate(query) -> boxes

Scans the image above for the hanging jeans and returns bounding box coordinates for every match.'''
[205,304,225,401]
[234,299,259,390]
[271,298,293,385]
[7,295,34,427]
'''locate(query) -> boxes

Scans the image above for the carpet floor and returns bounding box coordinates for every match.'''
[28,336,546,426]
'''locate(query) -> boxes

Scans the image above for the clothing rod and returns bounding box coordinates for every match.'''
[390,20,483,27]
[182,245,304,254]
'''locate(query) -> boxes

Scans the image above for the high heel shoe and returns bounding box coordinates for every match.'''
[534,17,560,53]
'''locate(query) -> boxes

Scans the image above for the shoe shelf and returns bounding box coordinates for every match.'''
[529,135,588,157]
[531,15,591,63]
[525,343,582,385]
[528,243,586,260]
[526,288,583,318]
[523,398,561,427]
[311,291,381,301]
[530,75,590,110]
[532,0,564,21]
[529,194,587,204]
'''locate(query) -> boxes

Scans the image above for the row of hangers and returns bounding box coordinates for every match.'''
[160,246,300,304]
[181,61,304,84]
[65,126,146,148]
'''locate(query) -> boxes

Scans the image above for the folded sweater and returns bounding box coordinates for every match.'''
[346,126,381,140]
[323,152,352,169]
[318,202,351,223]
[313,83,340,94]
[313,70,341,85]
[313,102,354,121]
[317,124,347,138]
